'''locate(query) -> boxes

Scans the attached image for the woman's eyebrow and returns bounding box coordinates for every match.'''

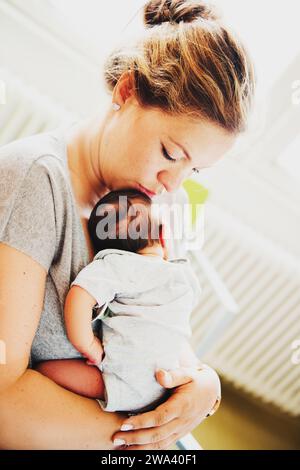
[169,136,211,170]
[168,136,191,161]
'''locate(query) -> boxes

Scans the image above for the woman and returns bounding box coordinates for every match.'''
[0,0,255,450]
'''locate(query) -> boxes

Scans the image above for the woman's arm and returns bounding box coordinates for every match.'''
[0,367,125,450]
[0,243,125,449]
[64,285,104,365]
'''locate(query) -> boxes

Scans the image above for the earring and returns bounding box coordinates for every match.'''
[112,102,121,111]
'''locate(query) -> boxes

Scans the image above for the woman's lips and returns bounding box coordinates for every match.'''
[137,184,157,198]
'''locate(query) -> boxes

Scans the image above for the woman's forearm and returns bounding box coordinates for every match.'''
[0,368,125,450]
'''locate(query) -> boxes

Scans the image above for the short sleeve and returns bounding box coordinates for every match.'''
[70,258,118,307]
[0,160,57,273]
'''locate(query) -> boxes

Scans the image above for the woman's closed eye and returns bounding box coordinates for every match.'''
[161,143,176,164]
[161,144,200,174]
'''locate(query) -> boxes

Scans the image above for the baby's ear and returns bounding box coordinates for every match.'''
[159,223,165,248]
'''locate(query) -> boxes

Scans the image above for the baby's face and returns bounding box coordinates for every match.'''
[128,199,169,259]
[148,202,171,260]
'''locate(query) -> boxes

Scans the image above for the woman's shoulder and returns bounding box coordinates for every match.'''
[0,127,72,273]
[0,127,71,214]
[0,127,72,235]
[0,127,67,179]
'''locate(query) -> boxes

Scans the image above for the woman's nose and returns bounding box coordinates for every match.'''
[158,169,189,193]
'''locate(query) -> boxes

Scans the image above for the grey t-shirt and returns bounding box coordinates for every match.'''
[0,126,189,369]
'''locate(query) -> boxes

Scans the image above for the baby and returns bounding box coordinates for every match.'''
[36,189,201,413]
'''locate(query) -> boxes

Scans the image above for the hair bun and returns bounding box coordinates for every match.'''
[144,0,219,27]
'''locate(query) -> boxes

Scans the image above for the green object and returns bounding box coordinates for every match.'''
[100,305,114,320]
[182,179,209,227]
[92,303,114,321]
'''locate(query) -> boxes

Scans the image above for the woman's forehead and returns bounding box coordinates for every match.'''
[141,108,222,140]
[133,105,235,163]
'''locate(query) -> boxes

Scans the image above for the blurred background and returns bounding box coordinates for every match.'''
[0,0,299,450]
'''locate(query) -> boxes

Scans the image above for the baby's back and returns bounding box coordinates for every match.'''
[87,248,201,412]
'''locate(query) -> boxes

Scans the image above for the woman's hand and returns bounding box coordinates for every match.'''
[112,365,221,450]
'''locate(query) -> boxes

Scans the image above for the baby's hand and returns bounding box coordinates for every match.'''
[85,336,104,367]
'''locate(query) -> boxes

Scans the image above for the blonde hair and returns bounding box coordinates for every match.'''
[104,0,256,133]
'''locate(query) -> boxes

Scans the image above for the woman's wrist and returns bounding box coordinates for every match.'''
[195,362,222,417]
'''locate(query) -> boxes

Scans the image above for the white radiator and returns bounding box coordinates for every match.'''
[189,203,300,418]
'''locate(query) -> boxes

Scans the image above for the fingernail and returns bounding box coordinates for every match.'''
[113,438,126,446]
[162,371,172,385]
[120,424,134,431]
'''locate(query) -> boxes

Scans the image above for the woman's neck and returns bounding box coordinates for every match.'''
[65,114,110,215]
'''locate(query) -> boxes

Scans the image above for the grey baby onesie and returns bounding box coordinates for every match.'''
[71,248,201,413]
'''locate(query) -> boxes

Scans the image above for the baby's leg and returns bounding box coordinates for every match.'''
[34,359,105,399]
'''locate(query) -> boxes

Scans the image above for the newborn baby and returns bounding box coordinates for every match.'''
[36,189,201,413]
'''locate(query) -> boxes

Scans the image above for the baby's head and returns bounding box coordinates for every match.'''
[88,189,167,259]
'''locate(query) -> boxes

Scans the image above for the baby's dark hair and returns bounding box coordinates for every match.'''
[88,189,162,256]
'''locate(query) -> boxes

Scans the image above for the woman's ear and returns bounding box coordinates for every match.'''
[113,71,136,106]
